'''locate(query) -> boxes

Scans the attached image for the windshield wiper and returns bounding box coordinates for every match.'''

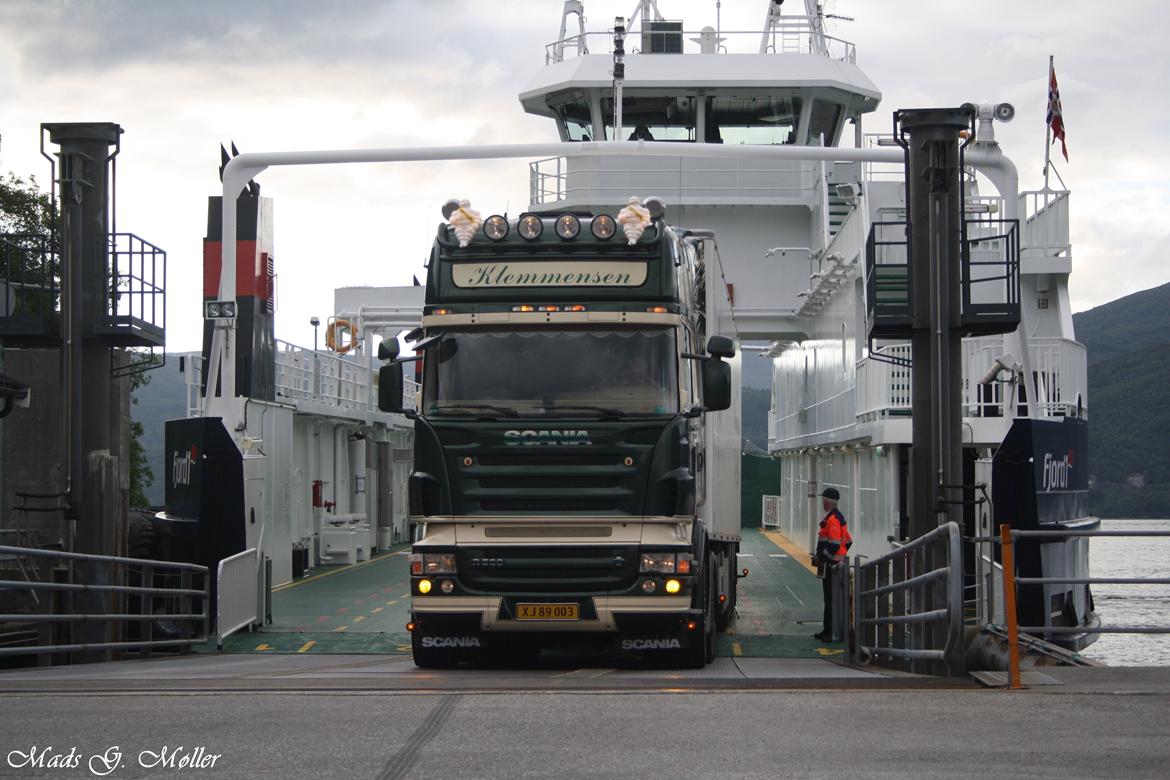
[541,403,626,419]
[431,403,519,418]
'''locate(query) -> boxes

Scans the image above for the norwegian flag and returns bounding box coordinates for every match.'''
[1047,62,1068,161]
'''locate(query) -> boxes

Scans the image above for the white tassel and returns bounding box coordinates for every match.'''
[617,196,651,245]
[449,199,483,247]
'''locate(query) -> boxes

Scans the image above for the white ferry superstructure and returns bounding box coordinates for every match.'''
[520,1,1083,562]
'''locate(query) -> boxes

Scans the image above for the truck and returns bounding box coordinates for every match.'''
[377,198,742,668]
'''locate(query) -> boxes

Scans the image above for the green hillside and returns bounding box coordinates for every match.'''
[1074,283,1170,518]
[1074,281,1170,365]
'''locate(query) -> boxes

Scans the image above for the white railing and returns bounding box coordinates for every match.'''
[274,339,371,411]
[1019,189,1070,258]
[544,24,856,64]
[853,336,1087,423]
[216,547,259,649]
[528,156,819,207]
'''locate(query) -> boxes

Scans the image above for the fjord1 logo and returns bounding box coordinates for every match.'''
[172,445,197,487]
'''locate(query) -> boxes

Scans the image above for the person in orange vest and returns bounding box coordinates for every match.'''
[813,486,852,642]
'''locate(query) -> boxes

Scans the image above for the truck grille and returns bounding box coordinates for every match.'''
[457,545,640,593]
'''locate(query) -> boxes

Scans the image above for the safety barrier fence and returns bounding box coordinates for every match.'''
[216,547,261,649]
[852,522,965,677]
[0,544,208,658]
[989,525,1170,688]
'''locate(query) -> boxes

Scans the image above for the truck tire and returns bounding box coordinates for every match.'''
[411,632,460,669]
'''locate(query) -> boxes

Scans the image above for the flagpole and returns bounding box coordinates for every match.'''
[1043,55,1053,191]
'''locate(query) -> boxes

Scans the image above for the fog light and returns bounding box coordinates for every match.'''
[665,579,681,594]
[484,214,508,240]
[555,213,580,240]
[440,579,455,594]
[591,214,616,240]
[518,215,543,240]
[418,579,432,595]
[641,579,657,594]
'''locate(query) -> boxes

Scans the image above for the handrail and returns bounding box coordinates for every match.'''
[216,547,260,649]
[0,545,209,659]
[995,524,1170,687]
[852,522,964,677]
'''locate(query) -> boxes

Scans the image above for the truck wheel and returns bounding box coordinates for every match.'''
[411,632,460,669]
[715,548,732,631]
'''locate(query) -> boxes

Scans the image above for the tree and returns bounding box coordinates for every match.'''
[127,363,159,508]
[0,172,56,236]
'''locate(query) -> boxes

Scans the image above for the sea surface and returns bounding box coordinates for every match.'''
[1082,518,1170,666]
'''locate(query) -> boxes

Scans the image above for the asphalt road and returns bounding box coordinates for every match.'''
[1,685,1167,779]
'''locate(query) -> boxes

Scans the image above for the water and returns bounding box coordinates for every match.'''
[1082,518,1170,666]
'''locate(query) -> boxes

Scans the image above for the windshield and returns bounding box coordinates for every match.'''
[422,327,677,418]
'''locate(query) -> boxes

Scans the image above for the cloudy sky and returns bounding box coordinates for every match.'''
[1,0,1165,351]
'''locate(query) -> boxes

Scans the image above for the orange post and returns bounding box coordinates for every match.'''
[1000,524,1024,689]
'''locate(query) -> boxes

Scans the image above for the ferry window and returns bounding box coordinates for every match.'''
[555,102,594,142]
[601,96,696,141]
[807,100,843,145]
[706,96,802,145]
[424,327,678,417]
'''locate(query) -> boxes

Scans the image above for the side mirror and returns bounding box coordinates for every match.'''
[701,358,731,411]
[378,339,400,361]
[378,362,405,413]
[707,335,735,359]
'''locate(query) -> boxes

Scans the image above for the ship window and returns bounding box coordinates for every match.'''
[601,96,696,142]
[807,100,843,145]
[555,102,594,142]
[706,96,802,145]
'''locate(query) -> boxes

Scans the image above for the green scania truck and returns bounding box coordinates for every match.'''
[378,199,742,668]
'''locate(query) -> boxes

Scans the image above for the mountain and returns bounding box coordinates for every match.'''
[1074,281,1170,366]
[1074,282,1170,518]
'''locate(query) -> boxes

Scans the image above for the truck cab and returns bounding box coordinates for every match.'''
[378,200,741,668]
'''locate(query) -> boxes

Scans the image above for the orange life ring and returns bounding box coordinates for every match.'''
[325,318,359,353]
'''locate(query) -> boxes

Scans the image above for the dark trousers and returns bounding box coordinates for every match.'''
[821,563,837,639]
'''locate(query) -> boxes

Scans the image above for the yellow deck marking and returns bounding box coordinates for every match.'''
[332,625,348,633]
[396,644,412,653]
[353,615,367,623]
[271,549,403,592]
[815,647,844,656]
[254,644,272,651]
[386,600,398,606]
[371,607,384,614]
[762,530,819,575]
[296,640,316,653]
[732,641,743,657]
[400,593,410,598]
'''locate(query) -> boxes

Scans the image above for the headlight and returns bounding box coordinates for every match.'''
[640,552,676,574]
[518,215,543,240]
[423,553,456,574]
[591,214,616,240]
[484,214,508,240]
[554,213,580,239]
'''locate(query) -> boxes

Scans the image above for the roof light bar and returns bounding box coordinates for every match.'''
[484,214,508,240]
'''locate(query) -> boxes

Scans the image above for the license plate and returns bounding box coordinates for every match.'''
[516,603,579,621]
